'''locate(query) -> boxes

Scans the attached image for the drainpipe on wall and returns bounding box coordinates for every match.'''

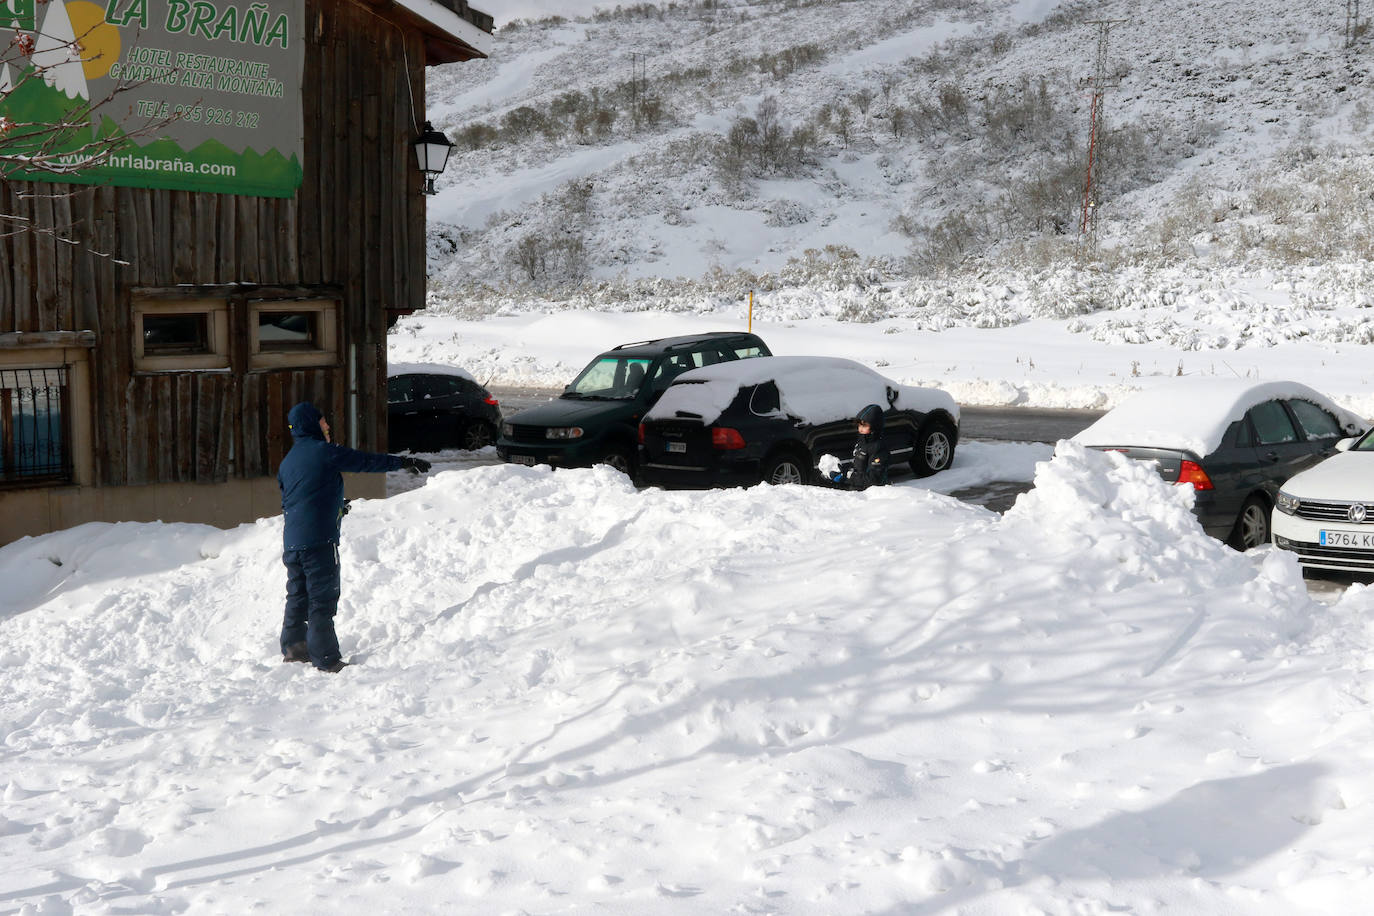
[348,342,359,448]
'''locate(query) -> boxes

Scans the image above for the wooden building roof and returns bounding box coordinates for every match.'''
[386,0,495,64]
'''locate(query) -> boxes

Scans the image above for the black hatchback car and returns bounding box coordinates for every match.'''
[387,363,502,453]
[639,356,960,488]
[1073,379,1366,550]
[497,331,771,476]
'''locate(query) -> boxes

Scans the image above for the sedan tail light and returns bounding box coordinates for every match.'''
[711,427,746,450]
[484,396,499,406]
[1177,459,1215,491]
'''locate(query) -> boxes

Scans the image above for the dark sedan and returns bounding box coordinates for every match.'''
[1073,380,1366,549]
[639,356,960,488]
[387,363,502,453]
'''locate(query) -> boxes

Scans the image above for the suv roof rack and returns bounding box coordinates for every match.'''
[610,331,754,352]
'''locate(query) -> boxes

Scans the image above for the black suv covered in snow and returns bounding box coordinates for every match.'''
[639,356,960,488]
[496,331,772,476]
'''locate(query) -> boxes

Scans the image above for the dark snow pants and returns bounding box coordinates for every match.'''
[281,543,342,669]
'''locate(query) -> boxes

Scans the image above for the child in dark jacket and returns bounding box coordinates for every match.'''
[828,404,890,490]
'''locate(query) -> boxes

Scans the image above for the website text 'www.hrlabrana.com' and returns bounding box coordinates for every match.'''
[57,152,237,177]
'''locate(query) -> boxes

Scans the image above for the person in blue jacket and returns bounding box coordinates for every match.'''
[277,401,430,672]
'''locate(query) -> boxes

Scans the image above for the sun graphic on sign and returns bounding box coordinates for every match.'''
[65,1,121,80]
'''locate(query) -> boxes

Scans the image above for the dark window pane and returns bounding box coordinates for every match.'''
[143,313,209,354]
[1227,418,1254,448]
[387,377,415,404]
[1249,401,1299,445]
[0,367,70,485]
[1287,399,1342,440]
[259,312,318,350]
[749,381,781,414]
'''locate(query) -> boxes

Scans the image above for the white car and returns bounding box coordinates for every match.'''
[1273,431,1374,572]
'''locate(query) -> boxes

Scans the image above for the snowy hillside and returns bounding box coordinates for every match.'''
[8,445,1374,912]
[424,0,1374,296]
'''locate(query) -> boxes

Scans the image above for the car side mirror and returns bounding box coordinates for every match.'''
[1337,437,1356,452]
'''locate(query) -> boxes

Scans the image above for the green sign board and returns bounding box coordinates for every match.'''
[0,0,303,197]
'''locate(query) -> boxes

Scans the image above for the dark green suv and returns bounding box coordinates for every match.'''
[497,331,772,476]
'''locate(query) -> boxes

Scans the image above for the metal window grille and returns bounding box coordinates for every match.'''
[0,367,72,486]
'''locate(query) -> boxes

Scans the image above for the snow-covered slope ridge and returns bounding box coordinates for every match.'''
[424,0,1374,293]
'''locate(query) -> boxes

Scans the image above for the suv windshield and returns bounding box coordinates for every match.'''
[565,357,654,400]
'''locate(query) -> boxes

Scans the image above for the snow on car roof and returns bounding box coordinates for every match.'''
[387,362,477,382]
[645,356,959,426]
[1073,379,1367,456]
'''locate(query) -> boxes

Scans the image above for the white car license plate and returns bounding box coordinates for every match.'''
[1320,529,1374,548]
[666,442,686,453]
[509,454,536,466]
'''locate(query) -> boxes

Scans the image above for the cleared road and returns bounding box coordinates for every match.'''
[490,388,1104,444]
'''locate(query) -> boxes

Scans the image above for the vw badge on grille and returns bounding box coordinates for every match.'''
[1350,503,1368,524]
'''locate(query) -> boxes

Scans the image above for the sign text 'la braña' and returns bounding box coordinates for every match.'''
[0,0,303,197]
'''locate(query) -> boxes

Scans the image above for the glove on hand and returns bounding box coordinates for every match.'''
[401,456,432,475]
[831,472,845,483]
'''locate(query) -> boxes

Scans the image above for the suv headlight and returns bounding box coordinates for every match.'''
[501,422,514,438]
[1276,490,1300,516]
[546,426,584,440]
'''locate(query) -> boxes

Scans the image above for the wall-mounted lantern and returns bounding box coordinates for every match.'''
[413,121,454,196]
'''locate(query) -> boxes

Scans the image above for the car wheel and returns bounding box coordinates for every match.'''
[911,419,956,477]
[1228,495,1271,551]
[599,447,634,477]
[463,421,495,450]
[762,451,810,486]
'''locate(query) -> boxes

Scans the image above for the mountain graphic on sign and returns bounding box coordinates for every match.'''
[31,0,89,100]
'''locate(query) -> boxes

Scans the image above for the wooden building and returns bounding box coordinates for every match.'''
[0,0,492,544]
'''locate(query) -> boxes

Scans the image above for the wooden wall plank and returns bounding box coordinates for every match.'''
[52,190,74,330]
[172,190,194,283]
[217,194,236,283]
[33,191,57,331]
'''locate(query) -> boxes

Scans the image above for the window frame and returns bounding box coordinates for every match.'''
[249,298,340,370]
[132,297,231,372]
[0,335,94,490]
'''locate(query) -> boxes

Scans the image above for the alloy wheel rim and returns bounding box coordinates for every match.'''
[1243,505,1268,548]
[771,461,802,485]
[465,425,492,450]
[926,432,951,469]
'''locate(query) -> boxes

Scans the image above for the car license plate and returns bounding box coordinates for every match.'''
[1320,529,1374,548]
[666,441,686,453]
[509,454,536,466]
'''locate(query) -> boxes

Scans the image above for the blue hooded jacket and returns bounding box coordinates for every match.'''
[277,402,403,549]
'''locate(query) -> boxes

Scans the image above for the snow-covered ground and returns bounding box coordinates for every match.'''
[388,289,1374,419]
[6,297,1374,911]
[7,437,1374,914]
[9,0,1374,909]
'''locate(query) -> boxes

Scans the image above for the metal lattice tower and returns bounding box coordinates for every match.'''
[1079,19,1127,248]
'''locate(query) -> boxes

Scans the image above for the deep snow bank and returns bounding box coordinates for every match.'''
[2,450,1371,913]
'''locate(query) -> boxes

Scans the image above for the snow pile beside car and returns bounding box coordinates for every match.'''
[646,355,960,426]
[2,451,1371,913]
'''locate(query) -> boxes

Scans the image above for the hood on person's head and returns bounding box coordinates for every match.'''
[856,403,884,438]
[287,402,325,440]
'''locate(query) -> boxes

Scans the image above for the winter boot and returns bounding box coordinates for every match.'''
[282,642,310,663]
[318,659,349,673]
